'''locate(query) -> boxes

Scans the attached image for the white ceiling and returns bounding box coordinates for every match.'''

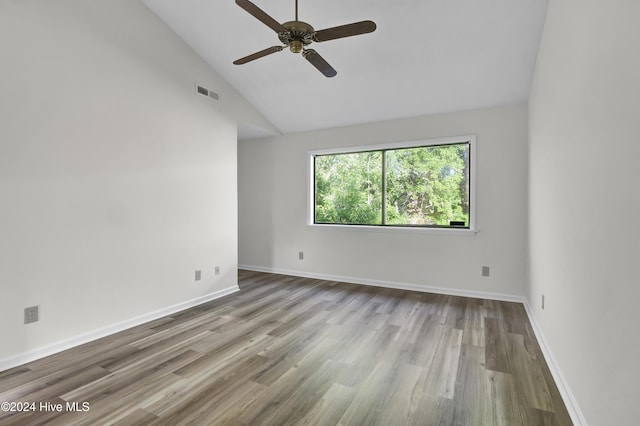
[142,0,548,139]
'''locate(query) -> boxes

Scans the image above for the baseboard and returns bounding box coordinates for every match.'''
[523,301,587,426]
[0,285,240,372]
[239,264,524,303]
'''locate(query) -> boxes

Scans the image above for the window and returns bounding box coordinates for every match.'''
[311,136,474,229]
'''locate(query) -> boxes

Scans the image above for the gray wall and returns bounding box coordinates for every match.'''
[239,104,529,299]
[528,0,640,424]
[0,0,262,366]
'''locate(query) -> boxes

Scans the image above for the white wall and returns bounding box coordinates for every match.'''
[239,104,529,298]
[0,0,266,366]
[528,0,640,424]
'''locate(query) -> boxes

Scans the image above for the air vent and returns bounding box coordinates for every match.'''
[195,83,219,101]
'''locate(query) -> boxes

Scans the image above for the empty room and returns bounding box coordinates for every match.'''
[1,0,638,425]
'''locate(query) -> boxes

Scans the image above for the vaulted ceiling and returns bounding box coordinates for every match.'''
[142,0,548,139]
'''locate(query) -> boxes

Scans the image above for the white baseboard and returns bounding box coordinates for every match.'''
[239,264,524,303]
[523,301,587,426]
[0,286,239,372]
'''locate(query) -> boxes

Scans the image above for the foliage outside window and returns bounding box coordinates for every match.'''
[313,141,471,228]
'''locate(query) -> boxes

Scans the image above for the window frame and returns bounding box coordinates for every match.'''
[308,135,477,234]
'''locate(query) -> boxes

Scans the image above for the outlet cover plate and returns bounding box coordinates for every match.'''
[24,306,39,324]
[482,266,490,277]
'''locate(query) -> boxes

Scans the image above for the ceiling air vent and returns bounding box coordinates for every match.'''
[195,83,219,101]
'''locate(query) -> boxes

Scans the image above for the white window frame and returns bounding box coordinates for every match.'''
[307,135,477,235]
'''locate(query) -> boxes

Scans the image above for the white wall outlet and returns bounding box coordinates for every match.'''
[195,270,202,281]
[215,266,220,275]
[299,251,304,260]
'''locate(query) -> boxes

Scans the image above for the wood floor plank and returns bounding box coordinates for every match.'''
[172,379,267,426]
[417,327,463,399]
[251,358,342,426]
[298,382,356,426]
[236,341,341,424]
[0,396,70,426]
[0,365,110,407]
[146,356,271,424]
[112,407,159,425]
[55,372,183,426]
[457,317,485,347]
[408,393,455,426]
[0,270,572,425]
[508,333,555,412]
[484,317,514,373]
[452,344,496,425]
[338,360,423,426]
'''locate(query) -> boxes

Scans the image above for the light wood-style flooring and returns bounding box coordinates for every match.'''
[0,270,572,425]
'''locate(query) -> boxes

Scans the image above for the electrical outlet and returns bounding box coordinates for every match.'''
[215,266,220,275]
[24,306,39,324]
[482,266,490,277]
[299,251,304,260]
[195,270,202,281]
[542,294,545,310]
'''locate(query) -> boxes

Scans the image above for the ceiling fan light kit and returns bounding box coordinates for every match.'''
[233,0,376,77]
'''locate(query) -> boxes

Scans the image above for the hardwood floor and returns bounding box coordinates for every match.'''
[0,270,572,425]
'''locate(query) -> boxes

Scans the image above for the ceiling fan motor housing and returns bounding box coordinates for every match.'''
[279,21,314,53]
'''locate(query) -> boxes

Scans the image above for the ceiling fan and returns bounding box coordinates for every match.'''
[233,0,377,77]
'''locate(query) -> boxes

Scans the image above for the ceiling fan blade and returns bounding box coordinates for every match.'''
[313,20,377,42]
[234,46,284,65]
[235,0,288,33]
[303,49,337,78]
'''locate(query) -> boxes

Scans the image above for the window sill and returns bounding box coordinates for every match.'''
[306,224,478,236]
